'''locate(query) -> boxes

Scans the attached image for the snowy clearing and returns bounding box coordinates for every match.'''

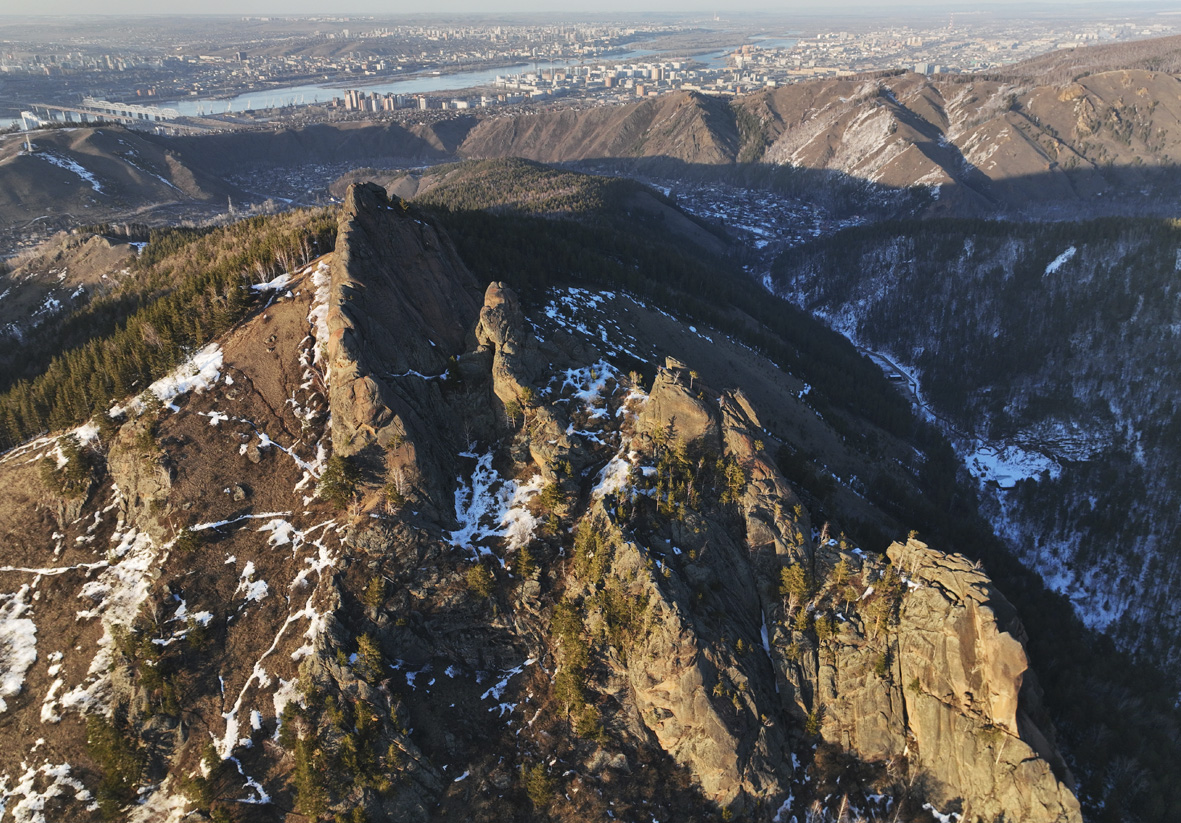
[449,454,544,557]
[965,443,1059,489]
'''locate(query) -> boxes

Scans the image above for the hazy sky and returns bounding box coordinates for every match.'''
[0,0,1147,15]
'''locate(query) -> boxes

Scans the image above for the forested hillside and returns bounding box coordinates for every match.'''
[0,209,337,448]
[770,217,1181,677]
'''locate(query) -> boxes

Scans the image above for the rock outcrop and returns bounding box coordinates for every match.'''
[762,534,1081,823]
[474,281,542,413]
[576,501,792,813]
[106,414,174,540]
[622,359,1080,822]
[637,362,720,447]
[326,182,482,458]
[325,182,484,513]
[890,541,1080,823]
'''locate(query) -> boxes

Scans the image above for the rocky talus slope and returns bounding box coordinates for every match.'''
[0,184,1079,823]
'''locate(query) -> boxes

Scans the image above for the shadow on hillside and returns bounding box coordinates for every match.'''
[559,155,1181,223]
[153,118,478,173]
[118,113,1181,226]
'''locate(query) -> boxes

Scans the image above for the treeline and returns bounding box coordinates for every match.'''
[73,222,152,242]
[0,209,337,450]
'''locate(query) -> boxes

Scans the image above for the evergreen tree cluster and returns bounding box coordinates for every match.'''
[0,209,337,451]
[85,712,146,820]
[410,157,665,218]
[282,673,403,820]
[39,433,100,498]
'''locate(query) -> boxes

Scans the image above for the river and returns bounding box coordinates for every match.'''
[160,49,660,116]
[691,36,798,69]
[3,37,798,128]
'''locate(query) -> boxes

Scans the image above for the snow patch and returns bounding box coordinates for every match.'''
[202,411,230,426]
[193,512,293,532]
[219,590,333,759]
[38,152,104,193]
[251,273,292,293]
[126,779,188,823]
[591,454,633,500]
[271,678,300,741]
[64,523,160,714]
[481,659,535,705]
[923,804,962,823]
[0,585,37,712]
[258,518,297,547]
[1044,246,1077,276]
[230,756,270,804]
[449,454,544,557]
[306,261,332,371]
[40,677,65,723]
[1,762,92,823]
[147,344,223,408]
[111,344,223,417]
[558,362,617,416]
[236,562,269,603]
[772,794,795,823]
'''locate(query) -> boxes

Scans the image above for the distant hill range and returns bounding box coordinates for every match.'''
[987,33,1181,82]
[456,67,1181,218]
[5,34,1181,254]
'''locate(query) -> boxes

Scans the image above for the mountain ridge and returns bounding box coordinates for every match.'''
[11,38,1181,254]
[0,183,1088,823]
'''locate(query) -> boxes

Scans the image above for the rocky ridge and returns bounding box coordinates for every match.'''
[0,184,1080,823]
[457,68,1181,216]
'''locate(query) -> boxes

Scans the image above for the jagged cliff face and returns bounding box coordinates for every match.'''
[0,185,1079,823]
